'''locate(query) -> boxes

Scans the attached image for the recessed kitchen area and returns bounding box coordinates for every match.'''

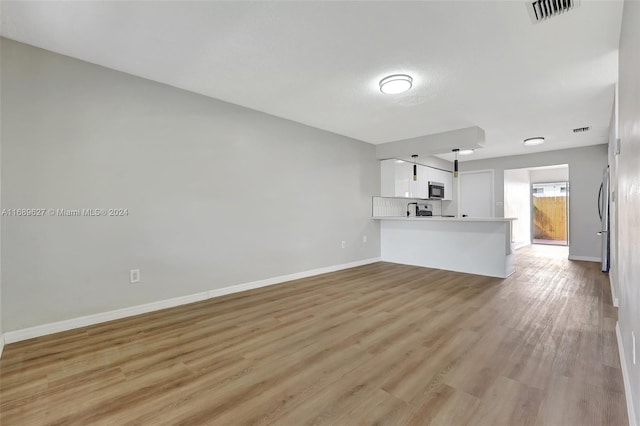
[372,149,516,278]
[370,125,516,279]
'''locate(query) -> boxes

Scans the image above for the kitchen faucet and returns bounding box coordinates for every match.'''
[406,202,418,217]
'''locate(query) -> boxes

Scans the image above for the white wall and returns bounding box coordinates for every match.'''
[616,0,640,422]
[0,39,381,331]
[608,98,620,306]
[461,144,607,260]
[529,167,569,183]
[0,38,3,357]
[504,169,531,249]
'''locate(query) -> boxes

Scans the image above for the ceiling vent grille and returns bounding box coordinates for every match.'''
[573,126,590,133]
[527,0,580,23]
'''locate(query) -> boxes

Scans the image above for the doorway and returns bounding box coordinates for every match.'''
[532,182,569,246]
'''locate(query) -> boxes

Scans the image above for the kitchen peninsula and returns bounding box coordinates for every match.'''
[375,154,515,278]
[374,216,516,278]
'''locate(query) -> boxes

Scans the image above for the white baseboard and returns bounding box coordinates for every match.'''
[0,334,4,359]
[616,322,637,426]
[513,241,531,250]
[610,274,619,307]
[3,257,381,345]
[568,255,601,262]
[4,291,209,344]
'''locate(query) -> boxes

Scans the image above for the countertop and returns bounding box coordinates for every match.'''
[373,216,517,222]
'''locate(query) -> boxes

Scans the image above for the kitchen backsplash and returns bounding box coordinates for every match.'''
[372,196,443,217]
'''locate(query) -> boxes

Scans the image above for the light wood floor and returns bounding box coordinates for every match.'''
[0,245,628,425]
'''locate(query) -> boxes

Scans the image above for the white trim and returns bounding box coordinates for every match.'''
[610,274,619,307]
[3,257,381,344]
[4,292,208,343]
[616,322,637,426]
[513,241,532,250]
[567,255,601,262]
[0,334,4,359]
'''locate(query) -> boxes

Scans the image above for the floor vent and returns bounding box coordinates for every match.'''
[572,126,590,133]
[527,0,580,23]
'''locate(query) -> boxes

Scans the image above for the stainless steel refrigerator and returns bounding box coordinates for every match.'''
[598,166,610,272]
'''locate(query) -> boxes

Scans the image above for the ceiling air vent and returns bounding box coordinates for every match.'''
[573,126,590,133]
[527,0,580,23]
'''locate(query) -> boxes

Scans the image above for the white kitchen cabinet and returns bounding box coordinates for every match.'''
[428,168,453,200]
[415,165,430,199]
[381,159,412,197]
[380,159,452,199]
[395,161,415,197]
[380,159,425,198]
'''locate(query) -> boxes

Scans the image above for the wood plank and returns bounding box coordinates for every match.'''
[0,245,627,425]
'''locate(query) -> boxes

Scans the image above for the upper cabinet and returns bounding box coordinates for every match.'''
[381,159,418,197]
[428,167,453,201]
[380,159,452,200]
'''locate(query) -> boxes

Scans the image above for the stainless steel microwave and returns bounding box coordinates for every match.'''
[428,181,445,199]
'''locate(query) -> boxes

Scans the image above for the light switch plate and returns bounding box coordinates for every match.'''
[130,269,141,284]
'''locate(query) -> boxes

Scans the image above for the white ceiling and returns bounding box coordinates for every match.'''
[0,1,623,161]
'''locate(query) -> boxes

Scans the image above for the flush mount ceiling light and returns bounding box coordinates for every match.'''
[379,74,413,94]
[458,149,475,155]
[524,137,545,146]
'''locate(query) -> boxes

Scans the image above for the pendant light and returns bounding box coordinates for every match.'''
[452,149,459,178]
[411,154,418,181]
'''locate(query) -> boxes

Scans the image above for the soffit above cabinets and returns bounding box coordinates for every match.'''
[376,126,485,162]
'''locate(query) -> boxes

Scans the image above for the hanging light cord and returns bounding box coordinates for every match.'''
[452,149,459,178]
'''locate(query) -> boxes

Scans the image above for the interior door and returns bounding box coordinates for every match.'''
[460,170,494,217]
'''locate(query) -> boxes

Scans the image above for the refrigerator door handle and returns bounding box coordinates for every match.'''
[600,166,610,273]
[598,182,603,221]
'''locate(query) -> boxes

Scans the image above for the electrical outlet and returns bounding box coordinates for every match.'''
[130,269,141,284]
[633,331,636,365]
[341,241,346,249]
[363,235,367,243]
